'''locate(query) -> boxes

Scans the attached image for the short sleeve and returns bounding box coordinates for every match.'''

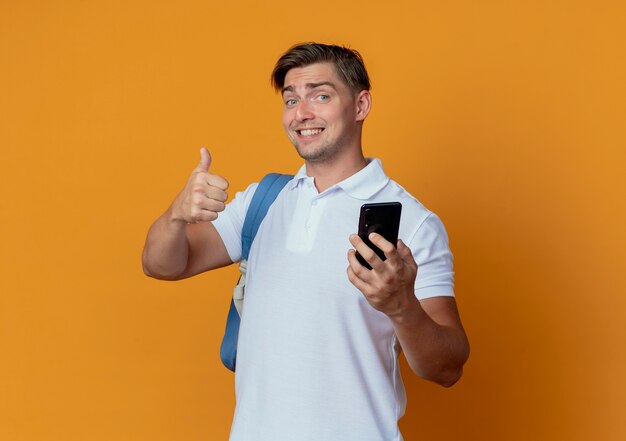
[408,213,455,299]
[212,182,259,263]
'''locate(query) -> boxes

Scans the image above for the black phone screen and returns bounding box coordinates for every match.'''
[355,202,402,270]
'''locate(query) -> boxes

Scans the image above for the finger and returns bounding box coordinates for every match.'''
[194,147,212,173]
[397,239,418,270]
[205,186,229,203]
[347,249,374,283]
[346,261,371,294]
[191,191,226,212]
[188,207,218,223]
[368,232,398,260]
[349,234,384,271]
[207,173,229,191]
[202,198,226,213]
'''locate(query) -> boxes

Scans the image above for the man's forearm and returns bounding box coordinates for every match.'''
[142,208,190,280]
[391,298,470,387]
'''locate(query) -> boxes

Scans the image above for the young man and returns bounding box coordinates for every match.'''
[143,43,469,441]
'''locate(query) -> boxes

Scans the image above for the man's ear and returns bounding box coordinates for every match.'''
[355,90,372,122]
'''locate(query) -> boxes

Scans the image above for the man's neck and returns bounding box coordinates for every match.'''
[305,150,368,193]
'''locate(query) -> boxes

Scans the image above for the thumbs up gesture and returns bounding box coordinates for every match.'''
[171,148,229,224]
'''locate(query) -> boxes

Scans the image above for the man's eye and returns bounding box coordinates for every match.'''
[316,95,330,102]
[285,99,297,106]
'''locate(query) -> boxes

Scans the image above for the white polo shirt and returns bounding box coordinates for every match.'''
[213,158,454,441]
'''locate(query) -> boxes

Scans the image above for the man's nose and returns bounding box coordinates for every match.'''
[295,100,314,121]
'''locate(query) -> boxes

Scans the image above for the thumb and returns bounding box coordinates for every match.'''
[194,147,212,172]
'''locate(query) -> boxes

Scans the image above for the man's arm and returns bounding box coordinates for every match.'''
[142,148,233,280]
[347,233,469,387]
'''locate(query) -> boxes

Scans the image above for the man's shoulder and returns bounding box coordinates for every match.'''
[381,177,431,214]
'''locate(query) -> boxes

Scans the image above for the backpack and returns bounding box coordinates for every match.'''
[219,173,293,371]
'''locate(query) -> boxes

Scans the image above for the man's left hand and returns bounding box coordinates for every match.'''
[347,233,419,318]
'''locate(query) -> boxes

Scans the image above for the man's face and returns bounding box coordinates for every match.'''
[281,62,365,163]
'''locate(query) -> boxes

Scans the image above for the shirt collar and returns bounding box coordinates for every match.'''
[288,158,389,200]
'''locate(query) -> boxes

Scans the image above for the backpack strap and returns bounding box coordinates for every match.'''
[234,173,293,314]
[241,173,294,260]
[220,173,293,372]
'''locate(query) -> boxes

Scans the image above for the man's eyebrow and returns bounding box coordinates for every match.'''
[307,81,337,91]
[281,82,338,95]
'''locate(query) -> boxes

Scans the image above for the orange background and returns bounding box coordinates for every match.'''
[1,1,625,440]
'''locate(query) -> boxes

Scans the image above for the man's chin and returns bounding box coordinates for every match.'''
[295,145,331,163]
[290,135,343,162]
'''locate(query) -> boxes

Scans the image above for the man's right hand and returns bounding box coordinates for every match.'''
[171,148,229,224]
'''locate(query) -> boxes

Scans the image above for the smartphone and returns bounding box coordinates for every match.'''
[355,202,402,270]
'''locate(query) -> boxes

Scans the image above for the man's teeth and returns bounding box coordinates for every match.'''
[300,129,323,136]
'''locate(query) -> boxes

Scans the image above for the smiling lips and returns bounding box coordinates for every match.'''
[297,128,324,137]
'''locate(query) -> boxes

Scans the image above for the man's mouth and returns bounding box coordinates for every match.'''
[297,128,324,137]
